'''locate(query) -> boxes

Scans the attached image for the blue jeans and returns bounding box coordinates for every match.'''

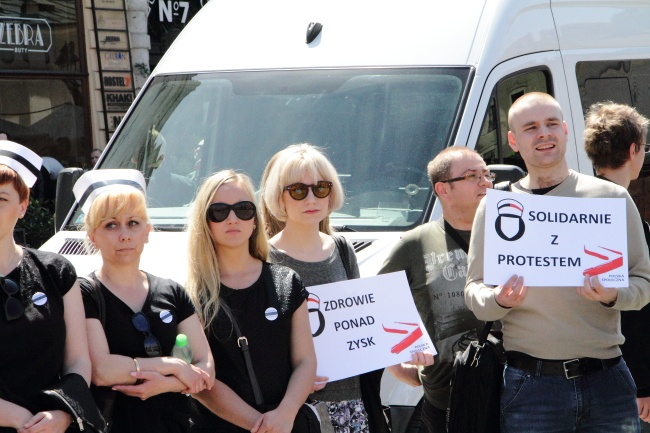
[501,357,640,433]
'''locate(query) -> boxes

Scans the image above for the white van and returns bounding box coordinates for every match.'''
[41,0,650,431]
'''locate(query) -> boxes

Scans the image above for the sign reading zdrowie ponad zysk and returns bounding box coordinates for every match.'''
[307,271,435,382]
[484,189,627,287]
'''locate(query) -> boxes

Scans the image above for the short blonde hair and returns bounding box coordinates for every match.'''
[186,170,268,329]
[84,188,149,234]
[261,144,344,236]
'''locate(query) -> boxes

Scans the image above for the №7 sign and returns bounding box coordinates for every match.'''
[307,271,435,382]
[484,189,627,287]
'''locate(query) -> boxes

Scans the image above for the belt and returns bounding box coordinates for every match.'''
[506,353,621,379]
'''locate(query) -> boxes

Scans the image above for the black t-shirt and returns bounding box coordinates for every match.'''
[80,272,196,433]
[195,263,307,433]
[0,249,76,413]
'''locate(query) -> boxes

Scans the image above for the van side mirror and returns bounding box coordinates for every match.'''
[54,168,84,232]
[487,164,526,190]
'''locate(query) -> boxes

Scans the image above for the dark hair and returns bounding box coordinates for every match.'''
[0,164,29,202]
[584,102,649,170]
[427,147,482,195]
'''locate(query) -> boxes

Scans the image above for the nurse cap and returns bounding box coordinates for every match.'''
[0,140,43,188]
[497,198,524,218]
[73,169,146,214]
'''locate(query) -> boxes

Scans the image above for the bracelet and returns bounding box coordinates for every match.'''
[132,358,141,373]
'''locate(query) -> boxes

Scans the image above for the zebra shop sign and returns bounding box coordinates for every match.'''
[0,16,52,54]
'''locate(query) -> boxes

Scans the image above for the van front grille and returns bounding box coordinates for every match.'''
[58,238,98,256]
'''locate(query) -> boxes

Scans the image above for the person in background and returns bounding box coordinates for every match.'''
[379,147,492,433]
[186,170,316,433]
[90,148,102,167]
[74,168,214,433]
[465,92,650,432]
[0,140,91,432]
[583,101,650,431]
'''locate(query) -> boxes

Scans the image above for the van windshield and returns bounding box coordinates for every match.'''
[73,68,469,231]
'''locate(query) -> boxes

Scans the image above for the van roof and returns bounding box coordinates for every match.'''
[154,0,563,74]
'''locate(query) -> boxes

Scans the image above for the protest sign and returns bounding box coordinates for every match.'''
[484,189,627,287]
[307,271,435,382]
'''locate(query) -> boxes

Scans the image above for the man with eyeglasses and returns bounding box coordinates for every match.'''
[378,147,493,433]
[465,92,650,432]
[583,101,650,431]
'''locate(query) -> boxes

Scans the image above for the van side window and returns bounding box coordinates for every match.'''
[474,69,550,173]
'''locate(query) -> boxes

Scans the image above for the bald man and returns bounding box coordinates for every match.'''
[465,92,650,432]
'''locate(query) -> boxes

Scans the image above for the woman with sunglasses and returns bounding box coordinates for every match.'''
[0,141,91,433]
[74,169,214,433]
[185,170,316,433]
[260,143,388,433]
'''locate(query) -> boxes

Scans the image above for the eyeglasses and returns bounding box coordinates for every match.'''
[131,312,162,357]
[206,201,256,223]
[440,171,496,184]
[644,143,650,153]
[283,181,333,200]
[2,276,22,321]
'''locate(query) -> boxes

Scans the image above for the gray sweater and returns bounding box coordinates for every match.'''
[268,240,363,402]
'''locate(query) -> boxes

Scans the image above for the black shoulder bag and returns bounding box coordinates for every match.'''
[220,303,321,433]
[444,221,505,433]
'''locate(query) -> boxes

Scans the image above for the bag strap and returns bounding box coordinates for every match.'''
[333,235,354,279]
[220,303,265,407]
[443,220,469,254]
[82,273,106,328]
[477,320,494,345]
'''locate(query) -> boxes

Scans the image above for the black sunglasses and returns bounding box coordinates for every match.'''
[283,181,333,200]
[2,276,22,322]
[206,201,257,223]
[132,312,162,357]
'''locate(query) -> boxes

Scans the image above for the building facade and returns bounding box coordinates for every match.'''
[0,0,206,172]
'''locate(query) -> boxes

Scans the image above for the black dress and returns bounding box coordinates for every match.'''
[194,262,308,433]
[0,249,76,432]
[80,272,196,433]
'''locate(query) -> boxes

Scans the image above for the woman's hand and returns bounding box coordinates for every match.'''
[18,410,71,433]
[313,375,329,392]
[170,359,213,394]
[112,370,180,400]
[251,406,295,433]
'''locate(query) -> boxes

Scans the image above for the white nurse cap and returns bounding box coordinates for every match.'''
[0,140,43,187]
[73,169,146,214]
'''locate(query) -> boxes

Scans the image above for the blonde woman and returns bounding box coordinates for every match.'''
[186,170,316,433]
[74,169,214,433]
[260,143,388,433]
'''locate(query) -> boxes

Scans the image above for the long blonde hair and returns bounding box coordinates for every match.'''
[260,143,344,237]
[186,170,268,329]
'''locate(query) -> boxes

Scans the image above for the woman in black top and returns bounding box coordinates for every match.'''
[0,141,91,433]
[74,169,214,433]
[186,170,316,433]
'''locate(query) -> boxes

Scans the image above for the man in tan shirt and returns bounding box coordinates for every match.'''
[465,92,650,432]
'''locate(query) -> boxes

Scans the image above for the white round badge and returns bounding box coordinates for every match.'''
[32,292,47,306]
[159,310,173,324]
[265,307,278,321]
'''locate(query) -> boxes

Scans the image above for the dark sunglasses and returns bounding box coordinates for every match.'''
[131,312,162,357]
[206,201,257,223]
[2,276,22,322]
[283,181,333,200]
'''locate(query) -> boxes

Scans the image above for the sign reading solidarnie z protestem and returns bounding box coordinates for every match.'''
[307,271,435,382]
[484,189,627,287]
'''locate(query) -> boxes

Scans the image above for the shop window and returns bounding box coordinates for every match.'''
[0,77,85,168]
[0,1,82,72]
